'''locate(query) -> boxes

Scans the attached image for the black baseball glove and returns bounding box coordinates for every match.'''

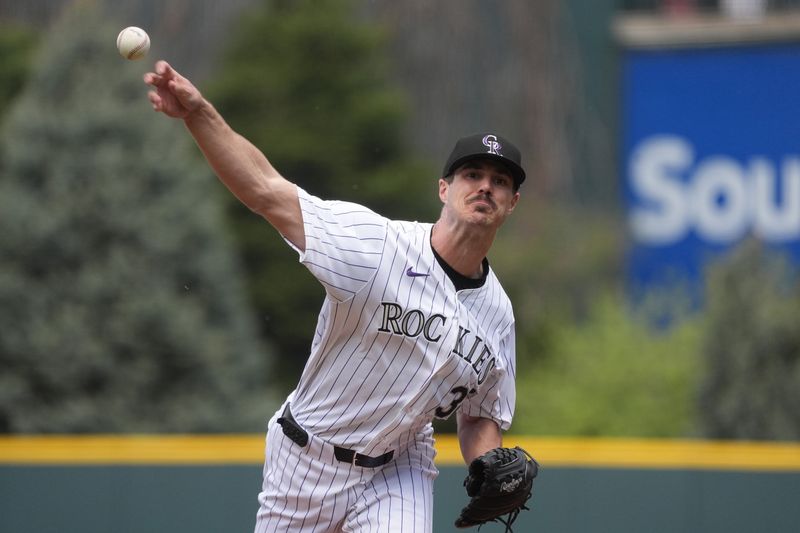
[454,446,539,532]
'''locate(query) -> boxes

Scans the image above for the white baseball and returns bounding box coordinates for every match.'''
[116,26,150,61]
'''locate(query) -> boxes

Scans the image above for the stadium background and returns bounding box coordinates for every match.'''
[1,0,799,531]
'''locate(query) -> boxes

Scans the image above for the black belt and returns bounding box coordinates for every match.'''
[277,404,394,468]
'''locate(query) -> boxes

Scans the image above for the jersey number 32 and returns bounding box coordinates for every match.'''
[435,386,476,418]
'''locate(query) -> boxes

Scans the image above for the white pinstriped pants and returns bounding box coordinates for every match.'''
[254,408,438,532]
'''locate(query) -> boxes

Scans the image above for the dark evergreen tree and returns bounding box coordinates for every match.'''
[207,0,436,390]
[698,239,800,440]
[0,4,275,432]
[0,23,38,122]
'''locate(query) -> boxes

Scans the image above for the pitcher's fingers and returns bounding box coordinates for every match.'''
[168,78,193,99]
[144,71,174,88]
[147,90,163,111]
[143,72,160,87]
[155,60,176,79]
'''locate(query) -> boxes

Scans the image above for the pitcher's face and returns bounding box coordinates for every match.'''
[439,159,520,228]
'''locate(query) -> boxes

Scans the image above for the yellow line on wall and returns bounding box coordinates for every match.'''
[0,435,265,465]
[0,435,799,471]
[500,437,800,472]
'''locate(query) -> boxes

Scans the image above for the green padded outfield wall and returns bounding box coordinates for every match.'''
[1,436,799,532]
[3,466,799,532]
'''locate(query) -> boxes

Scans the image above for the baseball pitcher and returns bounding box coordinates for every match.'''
[144,60,537,532]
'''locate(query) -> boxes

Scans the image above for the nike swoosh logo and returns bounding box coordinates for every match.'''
[406,266,430,278]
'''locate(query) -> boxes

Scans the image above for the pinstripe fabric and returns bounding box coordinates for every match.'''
[342,425,436,533]
[257,188,517,531]
[256,402,366,533]
[255,402,436,533]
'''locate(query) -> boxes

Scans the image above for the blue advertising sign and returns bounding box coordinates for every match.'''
[623,43,800,291]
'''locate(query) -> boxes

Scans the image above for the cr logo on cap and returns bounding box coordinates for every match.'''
[482,134,502,156]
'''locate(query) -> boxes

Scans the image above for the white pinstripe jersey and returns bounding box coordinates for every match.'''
[284,187,517,457]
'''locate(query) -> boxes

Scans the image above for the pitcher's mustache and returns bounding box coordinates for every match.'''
[469,194,495,208]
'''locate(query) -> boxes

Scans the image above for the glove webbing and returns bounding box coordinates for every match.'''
[483,499,529,533]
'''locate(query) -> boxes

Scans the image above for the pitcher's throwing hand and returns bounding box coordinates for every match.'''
[144,61,204,118]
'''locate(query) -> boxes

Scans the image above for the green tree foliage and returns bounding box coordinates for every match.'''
[513,293,702,437]
[491,199,626,368]
[698,239,800,440]
[0,4,275,432]
[0,23,38,123]
[207,0,435,390]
